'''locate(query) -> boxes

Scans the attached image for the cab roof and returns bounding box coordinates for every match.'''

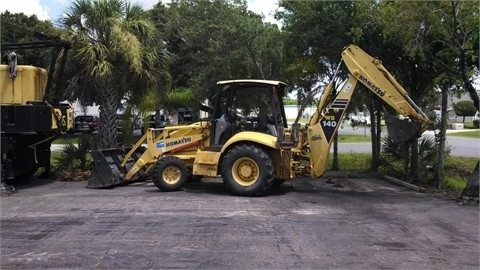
[217,79,287,87]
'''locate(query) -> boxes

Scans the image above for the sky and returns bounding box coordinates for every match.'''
[0,0,280,25]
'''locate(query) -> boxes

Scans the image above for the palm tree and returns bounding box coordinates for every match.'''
[62,0,170,148]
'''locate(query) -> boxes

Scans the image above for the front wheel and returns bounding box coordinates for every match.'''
[221,144,274,196]
[152,156,187,191]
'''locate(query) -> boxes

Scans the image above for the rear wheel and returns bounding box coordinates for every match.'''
[152,156,187,191]
[221,144,274,196]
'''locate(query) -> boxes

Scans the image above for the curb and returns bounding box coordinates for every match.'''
[384,175,426,193]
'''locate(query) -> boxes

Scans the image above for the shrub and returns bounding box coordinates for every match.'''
[473,119,479,128]
[53,135,95,181]
[380,136,442,183]
[453,100,477,122]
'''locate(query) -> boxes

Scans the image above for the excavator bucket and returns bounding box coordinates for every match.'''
[384,113,422,143]
[87,148,129,188]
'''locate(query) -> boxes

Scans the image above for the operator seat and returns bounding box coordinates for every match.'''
[213,114,233,145]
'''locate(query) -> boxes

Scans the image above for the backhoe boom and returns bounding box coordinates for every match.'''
[306,45,432,177]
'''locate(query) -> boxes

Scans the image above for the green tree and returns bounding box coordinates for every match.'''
[277,0,355,89]
[150,0,285,108]
[454,100,477,122]
[347,0,386,172]
[378,0,479,185]
[434,75,453,188]
[377,1,448,183]
[277,0,381,171]
[1,11,61,68]
[62,0,170,148]
[431,1,479,112]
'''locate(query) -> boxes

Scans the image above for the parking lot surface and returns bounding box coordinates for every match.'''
[1,176,478,269]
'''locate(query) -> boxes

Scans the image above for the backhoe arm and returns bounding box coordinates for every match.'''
[306,45,432,177]
[341,45,432,132]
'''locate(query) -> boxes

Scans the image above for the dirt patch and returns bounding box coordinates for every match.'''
[325,178,373,192]
[57,170,90,182]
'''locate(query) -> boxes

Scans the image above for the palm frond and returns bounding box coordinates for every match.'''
[62,0,172,148]
[166,88,195,107]
[111,25,143,73]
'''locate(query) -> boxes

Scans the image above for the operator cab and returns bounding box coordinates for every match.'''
[210,80,288,147]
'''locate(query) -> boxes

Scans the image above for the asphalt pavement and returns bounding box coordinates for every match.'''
[1,176,478,269]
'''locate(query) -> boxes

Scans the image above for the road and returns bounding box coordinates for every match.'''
[1,177,478,269]
[331,137,480,158]
[336,126,480,158]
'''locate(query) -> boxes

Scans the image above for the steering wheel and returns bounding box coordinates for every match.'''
[276,113,283,125]
[226,108,237,123]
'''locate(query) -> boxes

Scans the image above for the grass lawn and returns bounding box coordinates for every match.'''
[448,130,480,139]
[327,153,478,194]
[337,134,371,143]
[53,135,80,144]
[442,157,479,191]
[50,151,64,168]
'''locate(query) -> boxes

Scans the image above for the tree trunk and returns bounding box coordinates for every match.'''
[375,109,382,160]
[434,83,449,188]
[367,97,379,172]
[451,1,480,112]
[407,90,422,184]
[98,85,120,149]
[370,108,383,173]
[409,139,420,183]
[332,132,339,171]
[459,161,479,201]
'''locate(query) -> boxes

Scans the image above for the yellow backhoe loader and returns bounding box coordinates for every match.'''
[88,45,432,196]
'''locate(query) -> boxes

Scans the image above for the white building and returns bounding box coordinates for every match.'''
[70,99,100,117]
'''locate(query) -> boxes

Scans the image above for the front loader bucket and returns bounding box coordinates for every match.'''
[87,149,129,188]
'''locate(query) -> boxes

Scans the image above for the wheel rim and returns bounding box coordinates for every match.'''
[162,165,181,184]
[232,157,259,186]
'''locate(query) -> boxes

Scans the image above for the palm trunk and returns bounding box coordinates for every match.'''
[409,139,420,183]
[98,85,120,149]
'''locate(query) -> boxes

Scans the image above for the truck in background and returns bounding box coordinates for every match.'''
[1,31,73,192]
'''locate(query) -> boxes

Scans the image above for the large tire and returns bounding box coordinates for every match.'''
[221,144,274,196]
[152,156,187,191]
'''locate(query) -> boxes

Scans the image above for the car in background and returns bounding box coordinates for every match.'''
[73,115,99,134]
[116,113,143,133]
[148,114,167,128]
[141,114,167,134]
[177,107,193,124]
